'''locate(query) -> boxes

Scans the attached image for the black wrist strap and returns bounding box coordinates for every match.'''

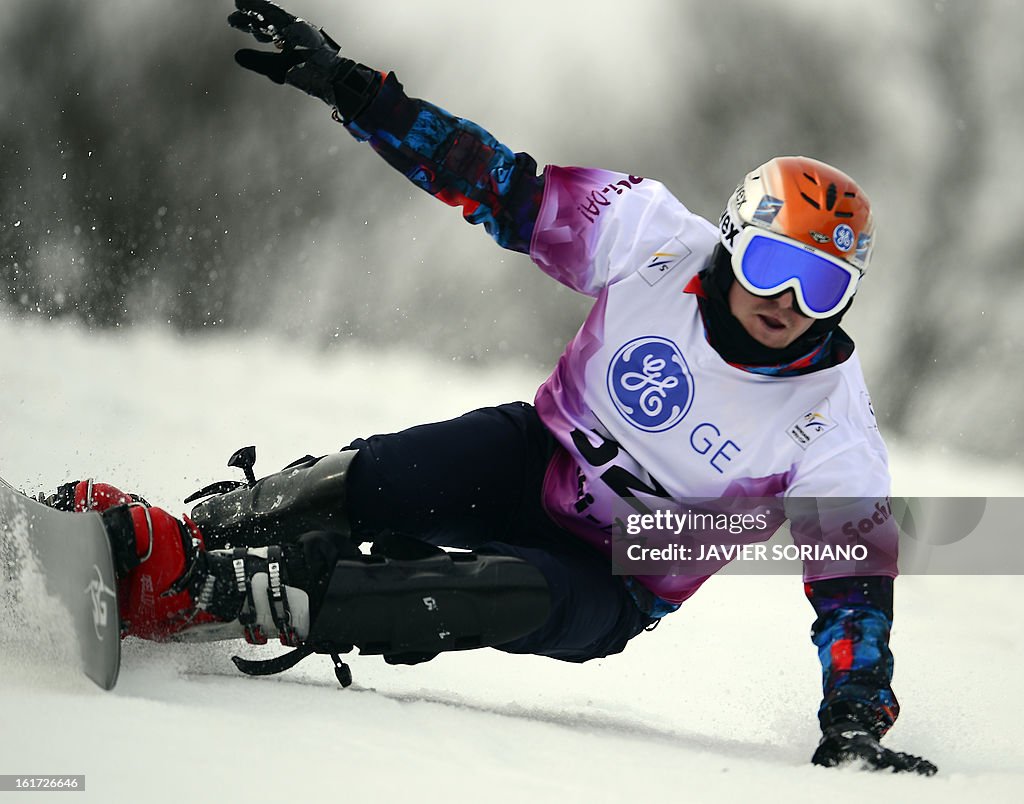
[332,60,383,122]
[824,719,874,739]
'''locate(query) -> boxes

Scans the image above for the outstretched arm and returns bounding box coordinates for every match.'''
[342,74,542,254]
[228,0,543,253]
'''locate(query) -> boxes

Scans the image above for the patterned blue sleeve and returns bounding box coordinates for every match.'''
[805,576,900,737]
[344,73,544,254]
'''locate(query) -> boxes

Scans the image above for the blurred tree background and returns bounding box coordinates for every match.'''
[1,0,1022,461]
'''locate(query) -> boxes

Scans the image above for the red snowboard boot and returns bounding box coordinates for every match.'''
[49,480,315,644]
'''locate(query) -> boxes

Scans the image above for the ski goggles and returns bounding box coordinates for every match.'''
[730,226,863,319]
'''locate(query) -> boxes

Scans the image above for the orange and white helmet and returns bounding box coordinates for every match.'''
[718,157,875,319]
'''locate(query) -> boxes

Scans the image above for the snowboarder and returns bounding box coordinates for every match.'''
[51,0,936,775]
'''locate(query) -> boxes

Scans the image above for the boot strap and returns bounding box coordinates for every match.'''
[266,546,300,647]
[233,549,267,645]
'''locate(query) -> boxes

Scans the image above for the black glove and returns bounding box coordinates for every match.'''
[811,724,937,776]
[38,481,80,511]
[39,481,149,513]
[227,0,381,120]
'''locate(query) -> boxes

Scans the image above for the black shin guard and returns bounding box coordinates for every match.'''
[307,552,550,665]
[189,451,356,549]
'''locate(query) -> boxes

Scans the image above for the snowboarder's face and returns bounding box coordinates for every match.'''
[727,282,816,349]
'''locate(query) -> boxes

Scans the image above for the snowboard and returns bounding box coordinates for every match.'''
[0,477,121,690]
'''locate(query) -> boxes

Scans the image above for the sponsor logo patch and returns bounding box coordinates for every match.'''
[787,403,837,449]
[833,223,855,252]
[607,336,694,432]
[638,238,691,286]
[752,195,784,226]
[861,391,878,431]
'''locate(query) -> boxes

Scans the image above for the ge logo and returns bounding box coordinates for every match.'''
[607,336,694,432]
[833,223,855,252]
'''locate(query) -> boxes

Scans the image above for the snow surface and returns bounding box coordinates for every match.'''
[1,316,1022,803]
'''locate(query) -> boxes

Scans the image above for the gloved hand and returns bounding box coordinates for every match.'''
[811,723,937,776]
[41,479,147,513]
[227,0,381,118]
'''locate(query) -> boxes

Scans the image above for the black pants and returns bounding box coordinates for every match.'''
[344,402,654,662]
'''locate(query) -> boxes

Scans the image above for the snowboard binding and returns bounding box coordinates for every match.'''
[49,444,552,687]
[185,445,355,550]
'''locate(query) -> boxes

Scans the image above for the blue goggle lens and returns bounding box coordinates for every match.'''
[740,235,857,316]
